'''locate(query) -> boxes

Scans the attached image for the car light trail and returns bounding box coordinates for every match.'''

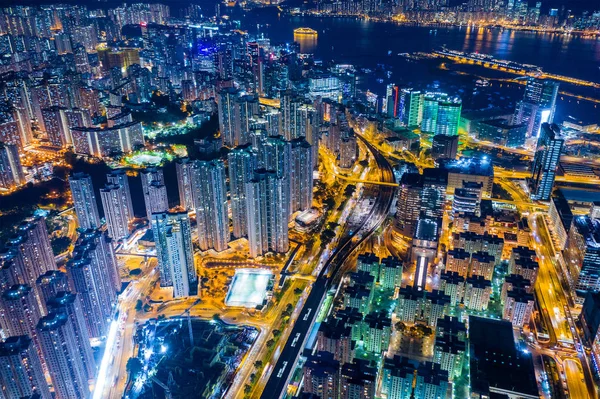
[93,319,120,399]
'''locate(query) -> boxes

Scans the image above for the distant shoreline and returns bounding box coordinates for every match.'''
[278,10,600,38]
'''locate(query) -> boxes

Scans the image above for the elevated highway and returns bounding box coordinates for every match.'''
[259,134,396,399]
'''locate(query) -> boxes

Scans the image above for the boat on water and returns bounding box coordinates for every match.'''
[294,27,318,36]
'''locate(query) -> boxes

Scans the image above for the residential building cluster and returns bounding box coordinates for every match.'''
[0,215,120,398]
[302,251,540,398]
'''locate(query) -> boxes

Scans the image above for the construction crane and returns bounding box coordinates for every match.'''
[151,377,172,399]
[179,298,201,347]
[183,308,194,347]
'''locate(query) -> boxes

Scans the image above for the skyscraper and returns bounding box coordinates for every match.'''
[37,312,89,399]
[0,285,43,343]
[67,229,119,338]
[564,216,600,302]
[175,158,195,211]
[317,317,355,365]
[400,89,423,128]
[0,336,51,399]
[513,78,559,138]
[281,90,306,141]
[396,173,423,237]
[247,41,264,95]
[293,104,319,146]
[255,136,292,217]
[0,249,26,293]
[107,169,134,220]
[414,362,449,399]
[234,95,259,146]
[192,160,230,252]
[436,97,462,136]
[503,283,534,328]
[302,351,340,398]
[146,181,169,220]
[10,216,57,284]
[263,107,282,137]
[361,311,392,353]
[530,123,563,200]
[384,84,400,118]
[382,356,416,399]
[217,87,238,147]
[420,93,441,133]
[100,184,131,240]
[140,167,164,191]
[228,145,257,239]
[339,133,357,170]
[69,172,101,229]
[0,141,25,190]
[140,167,167,220]
[36,270,70,311]
[340,359,377,399]
[431,134,458,160]
[46,292,96,379]
[256,136,292,178]
[151,211,197,297]
[41,106,90,148]
[421,168,448,220]
[433,318,466,382]
[245,170,290,258]
[290,138,314,213]
[217,88,258,147]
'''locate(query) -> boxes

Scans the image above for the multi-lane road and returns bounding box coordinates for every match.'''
[100,258,158,398]
[260,135,396,399]
[564,358,588,399]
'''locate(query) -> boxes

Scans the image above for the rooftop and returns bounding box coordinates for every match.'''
[461,108,511,122]
[0,336,32,357]
[469,316,539,398]
[572,216,600,249]
[551,191,574,231]
[415,218,438,241]
[439,157,494,177]
[480,118,524,130]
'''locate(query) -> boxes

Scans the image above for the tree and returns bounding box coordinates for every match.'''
[50,236,71,256]
[416,324,433,336]
[244,384,252,394]
[254,360,263,369]
[126,357,143,378]
[266,339,275,348]
[282,303,294,317]
[272,329,281,338]
[395,321,407,332]
[320,229,336,248]
[344,184,357,197]
[324,197,336,209]
[294,287,303,295]
[326,222,339,230]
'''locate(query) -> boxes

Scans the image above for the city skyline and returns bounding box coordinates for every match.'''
[0,0,598,398]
